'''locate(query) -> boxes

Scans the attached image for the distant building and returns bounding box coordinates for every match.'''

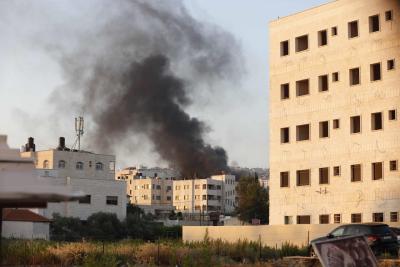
[116,166,178,214]
[269,0,400,225]
[21,137,127,220]
[173,174,237,214]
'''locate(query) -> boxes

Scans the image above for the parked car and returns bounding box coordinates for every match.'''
[309,223,399,257]
[390,227,400,243]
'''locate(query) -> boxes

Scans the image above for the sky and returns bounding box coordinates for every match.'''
[0,0,328,169]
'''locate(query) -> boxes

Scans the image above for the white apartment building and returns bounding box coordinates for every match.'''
[116,167,174,214]
[269,0,400,225]
[173,174,236,214]
[21,137,127,220]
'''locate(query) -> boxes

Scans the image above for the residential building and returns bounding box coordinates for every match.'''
[116,167,177,214]
[21,137,127,220]
[173,174,236,214]
[269,0,400,224]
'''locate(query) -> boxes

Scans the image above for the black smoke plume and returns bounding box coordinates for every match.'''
[56,0,242,178]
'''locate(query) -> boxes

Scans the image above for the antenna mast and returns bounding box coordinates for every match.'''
[72,116,84,151]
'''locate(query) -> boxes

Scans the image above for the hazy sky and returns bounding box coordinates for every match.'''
[0,0,328,168]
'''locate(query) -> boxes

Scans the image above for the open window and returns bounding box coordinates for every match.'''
[390,160,398,171]
[331,26,338,36]
[333,119,340,129]
[387,59,395,70]
[389,110,397,120]
[348,20,359,38]
[319,167,329,184]
[281,83,290,99]
[372,213,384,222]
[280,171,289,187]
[297,215,311,224]
[318,75,329,92]
[295,35,308,52]
[296,79,309,96]
[371,112,383,130]
[319,121,329,138]
[370,63,381,81]
[385,10,393,21]
[333,166,341,176]
[372,162,383,180]
[319,215,330,224]
[351,213,362,223]
[350,115,361,134]
[318,30,328,46]
[296,124,310,141]
[280,40,289,56]
[280,127,290,143]
[349,67,360,85]
[297,169,310,186]
[369,15,380,32]
[351,164,362,182]
[332,72,339,82]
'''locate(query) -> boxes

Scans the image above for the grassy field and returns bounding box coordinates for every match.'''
[1,238,308,266]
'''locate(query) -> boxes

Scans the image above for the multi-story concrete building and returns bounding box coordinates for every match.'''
[21,137,127,220]
[269,0,400,225]
[173,174,236,214]
[115,167,177,214]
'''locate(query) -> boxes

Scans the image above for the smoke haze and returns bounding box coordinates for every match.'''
[55,0,242,177]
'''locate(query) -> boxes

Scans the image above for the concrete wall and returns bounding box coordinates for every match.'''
[269,0,400,225]
[2,221,49,240]
[183,223,400,247]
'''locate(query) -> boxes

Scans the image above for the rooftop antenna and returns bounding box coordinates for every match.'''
[72,116,84,151]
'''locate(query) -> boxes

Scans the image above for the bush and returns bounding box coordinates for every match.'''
[86,212,125,241]
[51,213,84,241]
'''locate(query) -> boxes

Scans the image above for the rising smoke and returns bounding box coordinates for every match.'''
[57,0,242,178]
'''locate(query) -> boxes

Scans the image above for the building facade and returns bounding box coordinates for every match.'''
[173,174,236,214]
[116,167,176,214]
[269,0,400,225]
[21,138,127,220]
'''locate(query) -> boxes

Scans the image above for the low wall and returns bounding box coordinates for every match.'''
[183,223,400,247]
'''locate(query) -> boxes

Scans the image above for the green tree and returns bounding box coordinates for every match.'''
[236,176,269,224]
[86,212,125,240]
[50,213,84,241]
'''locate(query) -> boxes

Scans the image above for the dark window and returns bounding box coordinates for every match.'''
[334,214,341,224]
[372,162,383,180]
[350,116,361,134]
[281,127,290,144]
[385,10,393,21]
[351,213,362,223]
[167,196,171,201]
[390,160,398,171]
[318,75,329,92]
[369,15,380,32]
[297,215,311,224]
[295,35,308,52]
[296,79,310,96]
[297,169,310,186]
[319,121,329,138]
[370,63,381,81]
[333,119,340,129]
[318,30,328,46]
[371,112,383,130]
[319,167,329,184]
[390,212,398,222]
[372,212,384,222]
[296,124,310,141]
[284,216,293,225]
[332,72,339,82]
[331,26,338,36]
[280,172,289,187]
[79,195,91,204]
[333,166,341,176]
[349,67,360,85]
[319,214,330,224]
[281,83,290,99]
[389,110,397,120]
[351,164,362,182]
[58,160,66,169]
[76,161,84,170]
[387,59,395,70]
[95,162,103,170]
[106,196,118,205]
[280,40,289,56]
[348,21,359,38]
